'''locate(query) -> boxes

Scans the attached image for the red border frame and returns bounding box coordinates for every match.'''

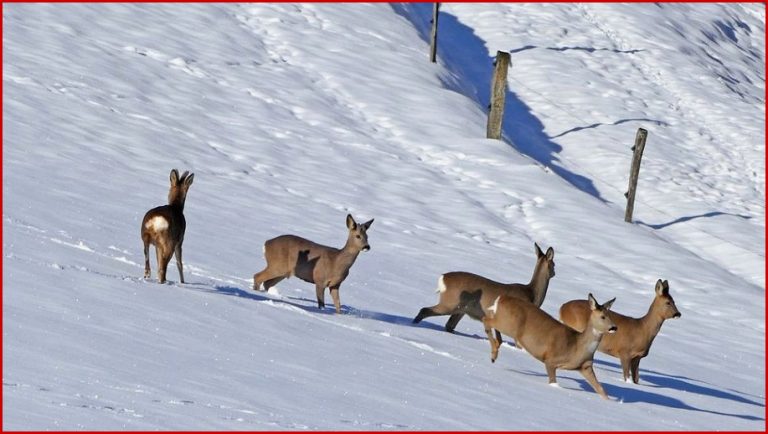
[0,1,765,433]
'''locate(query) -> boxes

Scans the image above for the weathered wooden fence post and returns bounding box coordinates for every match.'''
[486,51,511,140]
[624,128,648,223]
[429,3,440,63]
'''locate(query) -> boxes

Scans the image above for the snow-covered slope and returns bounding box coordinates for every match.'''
[3,3,765,430]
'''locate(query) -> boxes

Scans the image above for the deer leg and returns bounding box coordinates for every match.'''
[252,269,268,291]
[630,357,642,384]
[580,363,609,399]
[495,329,504,349]
[619,355,632,382]
[545,364,558,385]
[155,245,167,284]
[330,285,342,314]
[483,321,500,363]
[413,304,452,324]
[444,313,465,333]
[253,265,285,291]
[174,244,184,284]
[142,235,151,279]
[157,248,173,283]
[315,284,326,310]
[262,276,285,292]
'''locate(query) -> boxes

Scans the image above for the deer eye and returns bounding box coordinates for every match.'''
[356,235,361,239]
[601,315,606,320]
[666,301,671,306]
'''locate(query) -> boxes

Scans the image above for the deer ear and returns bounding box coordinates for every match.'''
[603,297,616,311]
[184,173,194,187]
[346,214,357,230]
[588,293,598,310]
[535,242,544,258]
[361,219,374,230]
[655,279,665,295]
[170,169,180,185]
[545,247,554,260]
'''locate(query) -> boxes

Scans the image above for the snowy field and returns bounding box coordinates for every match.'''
[3,3,765,430]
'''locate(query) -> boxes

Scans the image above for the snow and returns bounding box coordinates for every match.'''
[3,3,765,430]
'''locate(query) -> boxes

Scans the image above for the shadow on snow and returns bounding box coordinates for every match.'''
[393,4,625,203]
[202,283,762,417]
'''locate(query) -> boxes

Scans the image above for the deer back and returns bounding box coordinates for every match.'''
[441,272,529,311]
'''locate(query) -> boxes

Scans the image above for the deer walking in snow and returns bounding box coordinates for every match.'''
[482,293,617,399]
[253,214,373,314]
[412,243,555,332]
[559,279,681,384]
[141,169,194,284]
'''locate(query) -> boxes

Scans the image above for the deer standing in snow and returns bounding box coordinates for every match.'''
[483,293,617,399]
[412,243,555,332]
[253,214,373,314]
[141,169,194,284]
[559,279,681,384]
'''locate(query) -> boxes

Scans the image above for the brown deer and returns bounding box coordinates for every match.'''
[253,214,373,314]
[483,293,617,399]
[559,279,681,384]
[141,169,194,284]
[412,242,555,332]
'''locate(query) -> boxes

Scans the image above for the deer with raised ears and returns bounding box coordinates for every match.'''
[253,214,373,314]
[412,242,555,333]
[141,169,194,284]
[482,293,617,399]
[559,279,681,384]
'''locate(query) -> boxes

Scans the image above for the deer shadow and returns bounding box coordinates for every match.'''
[575,379,764,422]
[636,211,752,230]
[503,366,763,421]
[212,283,484,337]
[593,359,765,408]
[392,4,606,202]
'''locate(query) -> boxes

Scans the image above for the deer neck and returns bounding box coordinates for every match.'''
[527,260,551,307]
[336,240,362,269]
[640,302,666,339]
[576,319,605,356]
[168,191,186,211]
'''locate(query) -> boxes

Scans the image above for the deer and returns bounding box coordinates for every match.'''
[253,214,373,314]
[482,293,617,399]
[412,242,555,333]
[141,169,194,284]
[559,279,681,384]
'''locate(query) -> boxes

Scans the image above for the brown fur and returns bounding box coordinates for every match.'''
[141,169,194,284]
[412,242,555,332]
[559,279,681,383]
[253,214,373,314]
[484,293,617,399]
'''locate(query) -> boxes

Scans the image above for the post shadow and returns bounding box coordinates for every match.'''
[392,4,606,202]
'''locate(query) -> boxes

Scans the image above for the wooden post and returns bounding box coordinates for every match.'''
[624,128,648,223]
[486,51,511,140]
[429,3,440,63]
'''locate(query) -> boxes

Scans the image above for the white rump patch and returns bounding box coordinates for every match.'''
[489,295,501,315]
[145,216,169,232]
[436,275,447,293]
